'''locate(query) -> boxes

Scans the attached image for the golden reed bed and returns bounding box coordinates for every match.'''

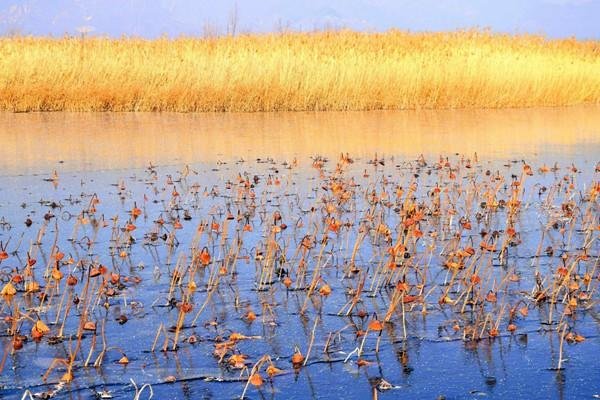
[1,30,600,112]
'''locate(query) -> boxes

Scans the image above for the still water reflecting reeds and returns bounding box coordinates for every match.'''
[1,106,599,175]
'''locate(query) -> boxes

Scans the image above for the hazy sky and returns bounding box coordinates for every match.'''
[1,0,599,39]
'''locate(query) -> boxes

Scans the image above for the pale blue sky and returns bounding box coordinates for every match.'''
[1,0,599,39]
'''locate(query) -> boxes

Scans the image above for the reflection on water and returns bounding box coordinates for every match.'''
[0,106,599,175]
[0,108,599,400]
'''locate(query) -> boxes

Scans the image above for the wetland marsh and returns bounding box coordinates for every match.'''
[0,107,599,400]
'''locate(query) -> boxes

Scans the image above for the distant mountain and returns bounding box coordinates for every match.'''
[1,0,598,38]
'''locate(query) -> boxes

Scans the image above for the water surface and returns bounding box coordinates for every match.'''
[1,106,599,175]
[0,107,598,400]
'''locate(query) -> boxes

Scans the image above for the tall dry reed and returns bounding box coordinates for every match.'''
[1,30,599,112]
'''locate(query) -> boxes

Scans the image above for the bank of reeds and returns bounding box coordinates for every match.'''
[1,29,600,112]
